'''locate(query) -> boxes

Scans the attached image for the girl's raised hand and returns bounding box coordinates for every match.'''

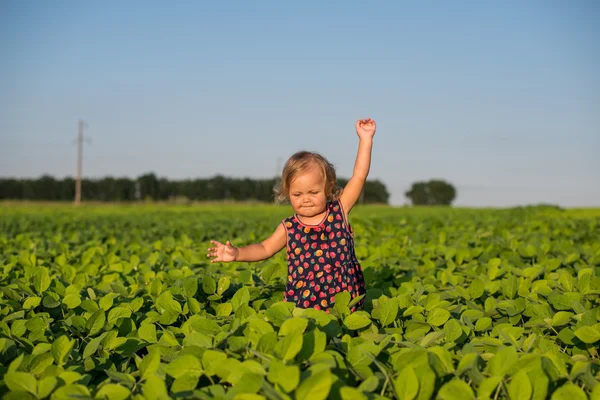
[356,118,376,140]
[207,240,238,263]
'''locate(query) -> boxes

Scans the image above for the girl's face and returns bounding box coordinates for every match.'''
[288,166,328,218]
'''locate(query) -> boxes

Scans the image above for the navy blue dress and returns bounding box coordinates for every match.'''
[281,199,366,312]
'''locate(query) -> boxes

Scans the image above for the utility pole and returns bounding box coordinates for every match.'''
[74,119,90,205]
[275,157,282,203]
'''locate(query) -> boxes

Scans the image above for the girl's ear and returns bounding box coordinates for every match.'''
[327,181,336,199]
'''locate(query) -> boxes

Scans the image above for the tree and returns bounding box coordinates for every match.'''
[405,179,456,205]
[137,173,159,200]
[0,174,391,204]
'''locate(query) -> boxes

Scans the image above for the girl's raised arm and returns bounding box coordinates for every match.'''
[340,118,377,216]
[207,223,287,263]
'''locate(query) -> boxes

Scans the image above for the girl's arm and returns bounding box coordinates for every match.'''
[340,118,377,216]
[208,223,287,263]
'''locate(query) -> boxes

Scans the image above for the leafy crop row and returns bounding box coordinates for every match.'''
[0,205,599,399]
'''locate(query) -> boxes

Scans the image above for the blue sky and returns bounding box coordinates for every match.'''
[1,0,598,207]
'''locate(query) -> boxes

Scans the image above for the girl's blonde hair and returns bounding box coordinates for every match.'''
[274,151,342,203]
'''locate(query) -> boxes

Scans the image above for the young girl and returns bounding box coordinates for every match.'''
[207,118,376,312]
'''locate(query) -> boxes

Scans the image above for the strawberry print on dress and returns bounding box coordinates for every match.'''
[281,199,366,312]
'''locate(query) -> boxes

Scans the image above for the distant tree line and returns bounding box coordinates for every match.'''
[0,173,390,204]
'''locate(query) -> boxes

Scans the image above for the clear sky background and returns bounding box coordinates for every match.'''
[1,0,598,207]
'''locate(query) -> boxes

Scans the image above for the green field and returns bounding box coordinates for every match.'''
[1,204,599,400]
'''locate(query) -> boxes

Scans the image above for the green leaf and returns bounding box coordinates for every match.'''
[83,334,106,358]
[488,258,501,280]
[557,328,575,345]
[31,342,52,356]
[295,369,333,400]
[59,371,83,385]
[95,384,131,400]
[333,291,351,315]
[158,310,179,325]
[166,355,203,379]
[477,377,502,399]
[551,312,573,327]
[34,268,51,295]
[574,326,600,343]
[26,317,47,332]
[188,298,201,314]
[469,278,485,299]
[37,376,57,399]
[142,374,169,400]
[87,309,106,336]
[550,383,587,400]
[428,347,454,375]
[358,376,379,393]
[3,371,37,395]
[590,384,600,400]
[438,379,475,400]
[62,293,81,309]
[508,370,532,400]
[216,303,233,317]
[424,294,440,311]
[52,384,91,400]
[105,334,127,351]
[502,275,518,299]
[11,319,27,337]
[265,302,292,326]
[487,346,518,377]
[29,353,54,374]
[80,300,99,313]
[171,373,200,394]
[340,387,368,400]
[519,244,537,258]
[104,370,136,388]
[140,349,161,379]
[202,276,216,294]
[183,277,198,298]
[522,333,538,353]
[563,252,580,265]
[404,306,424,317]
[427,308,450,326]
[23,296,41,310]
[344,312,372,330]
[394,366,419,400]
[99,294,115,311]
[43,293,61,308]
[276,327,303,361]
[107,307,132,324]
[444,319,463,342]
[230,371,263,394]
[156,291,182,315]
[559,270,574,292]
[202,350,227,376]
[279,317,309,336]
[232,287,250,312]
[138,323,158,343]
[299,329,327,361]
[268,359,300,393]
[419,331,445,347]
[51,335,74,365]
[217,276,231,295]
[376,297,398,327]
[475,317,492,331]
[6,356,24,375]
[548,294,573,311]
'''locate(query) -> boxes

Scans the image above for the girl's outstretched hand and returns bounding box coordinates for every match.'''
[356,118,376,140]
[207,240,238,263]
